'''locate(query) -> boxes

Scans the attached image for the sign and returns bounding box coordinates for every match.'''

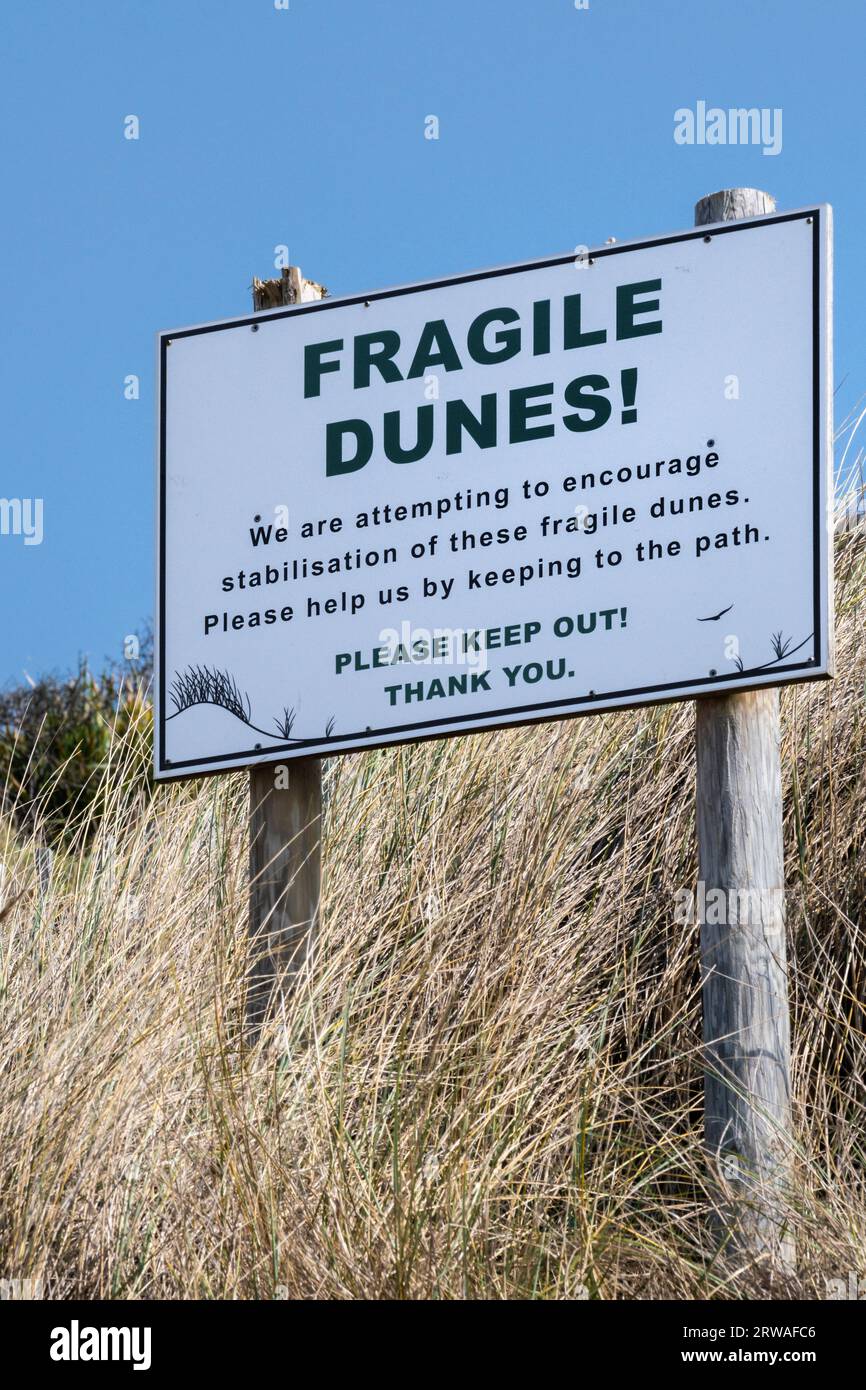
[156,207,832,779]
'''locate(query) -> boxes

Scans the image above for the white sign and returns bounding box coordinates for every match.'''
[156,207,832,779]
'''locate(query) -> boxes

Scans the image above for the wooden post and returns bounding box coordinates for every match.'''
[694,188,795,1271]
[246,266,325,1037]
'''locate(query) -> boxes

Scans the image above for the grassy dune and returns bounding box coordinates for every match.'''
[1,520,864,1300]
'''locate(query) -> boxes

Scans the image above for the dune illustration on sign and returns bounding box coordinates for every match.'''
[167,665,337,745]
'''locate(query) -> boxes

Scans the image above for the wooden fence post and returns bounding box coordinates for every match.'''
[694,188,795,1272]
[246,266,325,1037]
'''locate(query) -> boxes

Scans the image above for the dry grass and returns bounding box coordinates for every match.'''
[1,526,864,1300]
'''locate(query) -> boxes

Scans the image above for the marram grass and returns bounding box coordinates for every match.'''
[0,525,864,1300]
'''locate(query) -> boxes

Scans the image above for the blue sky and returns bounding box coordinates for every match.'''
[0,0,862,684]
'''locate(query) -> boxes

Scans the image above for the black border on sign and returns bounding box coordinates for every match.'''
[157,208,827,779]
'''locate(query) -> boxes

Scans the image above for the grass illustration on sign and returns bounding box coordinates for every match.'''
[167,665,336,744]
[731,631,814,674]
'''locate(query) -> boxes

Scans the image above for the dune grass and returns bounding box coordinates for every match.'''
[0,513,864,1300]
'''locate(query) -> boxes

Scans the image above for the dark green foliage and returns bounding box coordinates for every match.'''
[0,630,153,838]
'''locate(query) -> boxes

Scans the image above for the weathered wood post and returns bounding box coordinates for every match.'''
[246,266,326,1036]
[694,188,795,1271]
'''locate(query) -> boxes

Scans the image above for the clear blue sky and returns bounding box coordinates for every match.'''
[0,0,862,684]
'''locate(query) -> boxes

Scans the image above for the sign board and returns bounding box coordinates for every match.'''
[156,207,832,779]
